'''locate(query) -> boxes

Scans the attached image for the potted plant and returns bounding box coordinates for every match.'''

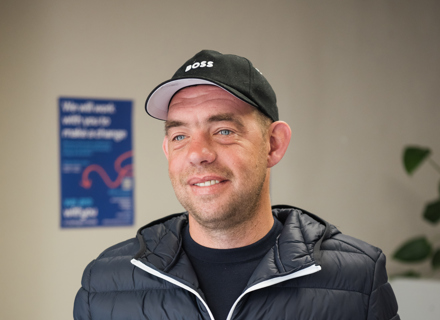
[390,147,440,318]
[393,146,440,275]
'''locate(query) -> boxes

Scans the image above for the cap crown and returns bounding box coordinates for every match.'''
[145,50,278,121]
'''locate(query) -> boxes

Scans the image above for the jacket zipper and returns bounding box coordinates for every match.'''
[131,258,215,320]
[225,264,322,320]
[132,258,320,320]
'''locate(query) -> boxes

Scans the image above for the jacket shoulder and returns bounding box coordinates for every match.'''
[79,212,188,293]
[315,230,389,296]
[80,237,140,292]
[74,237,141,319]
[323,230,383,262]
[322,231,399,319]
[74,213,196,320]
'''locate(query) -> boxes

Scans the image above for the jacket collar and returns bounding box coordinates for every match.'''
[133,206,337,286]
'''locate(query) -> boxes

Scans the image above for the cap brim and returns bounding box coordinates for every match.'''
[145,78,258,120]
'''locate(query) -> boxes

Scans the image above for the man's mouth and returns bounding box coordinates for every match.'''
[187,175,228,188]
[194,180,220,187]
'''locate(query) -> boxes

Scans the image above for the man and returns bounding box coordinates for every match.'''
[74,50,399,319]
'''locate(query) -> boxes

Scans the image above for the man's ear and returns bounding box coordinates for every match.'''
[162,136,169,159]
[267,121,291,168]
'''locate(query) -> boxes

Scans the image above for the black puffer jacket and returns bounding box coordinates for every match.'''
[74,206,399,319]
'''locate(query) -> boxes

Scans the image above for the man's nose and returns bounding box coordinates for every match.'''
[188,134,216,166]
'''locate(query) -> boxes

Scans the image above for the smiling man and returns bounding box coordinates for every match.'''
[74,50,399,320]
[164,85,286,249]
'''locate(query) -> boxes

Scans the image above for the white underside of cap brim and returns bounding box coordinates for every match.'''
[146,78,225,120]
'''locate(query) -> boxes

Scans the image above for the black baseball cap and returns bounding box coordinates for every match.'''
[145,50,279,121]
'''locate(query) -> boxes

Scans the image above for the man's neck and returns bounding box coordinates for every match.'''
[188,208,274,249]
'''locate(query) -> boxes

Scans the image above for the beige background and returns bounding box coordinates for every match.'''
[1,0,439,319]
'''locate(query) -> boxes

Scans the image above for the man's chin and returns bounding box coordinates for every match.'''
[186,202,252,231]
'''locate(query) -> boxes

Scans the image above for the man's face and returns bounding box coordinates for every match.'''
[163,85,271,231]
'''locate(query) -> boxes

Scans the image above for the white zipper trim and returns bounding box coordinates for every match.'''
[131,258,215,320]
[226,264,322,320]
[132,258,320,320]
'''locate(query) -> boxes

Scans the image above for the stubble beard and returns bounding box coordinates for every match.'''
[170,163,268,232]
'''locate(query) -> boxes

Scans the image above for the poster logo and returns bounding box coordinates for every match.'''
[80,150,133,189]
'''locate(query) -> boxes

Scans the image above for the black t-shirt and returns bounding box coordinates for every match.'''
[182,218,283,320]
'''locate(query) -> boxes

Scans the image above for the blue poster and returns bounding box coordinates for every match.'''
[59,97,134,228]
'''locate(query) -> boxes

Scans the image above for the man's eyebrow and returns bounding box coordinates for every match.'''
[208,113,245,129]
[164,120,186,135]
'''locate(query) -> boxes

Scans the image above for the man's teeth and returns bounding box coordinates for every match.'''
[195,180,220,187]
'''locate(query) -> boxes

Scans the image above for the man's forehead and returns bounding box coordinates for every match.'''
[168,85,255,117]
[165,112,246,134]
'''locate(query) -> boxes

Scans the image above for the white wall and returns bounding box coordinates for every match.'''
[391,279,440,319]
[1,0,439,318]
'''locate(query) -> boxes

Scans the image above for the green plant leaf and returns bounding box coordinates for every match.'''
[423,199,440,224]
[432,249,440,269]
[403,147,431,175]
[393,236,432,262]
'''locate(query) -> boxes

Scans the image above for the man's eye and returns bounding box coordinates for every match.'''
[218,129,232,135]
[173,135,185,141]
